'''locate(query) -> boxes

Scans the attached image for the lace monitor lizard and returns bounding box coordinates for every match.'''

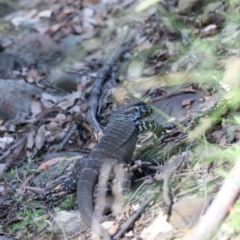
[45,92,234,239]
[45,102,171,239]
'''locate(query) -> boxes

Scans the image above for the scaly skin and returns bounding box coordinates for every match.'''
[46,102,167,239]
[51,93,236,239]
[77,120,138,239]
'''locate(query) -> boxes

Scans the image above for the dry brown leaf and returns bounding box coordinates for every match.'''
[125,231,134,237]
[32,22,50,34]
[38,155,82,170]
[17,174,35,196]
[72,24,82,34]
[63,7,76,15]
[108,223,120,235]
[57,91,81,110]
[50,23,63,33]
[1,39,14,48]
[90,0,100,3]
[12,136,27,159]
[41,92,59,103]
[102,221,115,232]
[141,212,173,240]
[27,130,35,149]
[182,98,194,107]
[182,85,196,93]
[35,125,45,150]
[31,96,42,117]
[45,113,67,123]
[112,86,128,105]
[47,121,60,136]
[1,180,8,196]
[26,65,42,84]
[0,136,14,150]
[87,142,96,150]
[35,107,61,121]
[41,99,54,108]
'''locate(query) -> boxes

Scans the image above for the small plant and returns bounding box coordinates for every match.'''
[9,200,46,234]
[58,195,76,210]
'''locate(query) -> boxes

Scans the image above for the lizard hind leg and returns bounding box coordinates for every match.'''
[62,157,84,193]
[94,161,113,220]
[43,157,84,196]
[111,163,132,215]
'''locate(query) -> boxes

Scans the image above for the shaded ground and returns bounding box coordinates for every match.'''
[0,0,240,240]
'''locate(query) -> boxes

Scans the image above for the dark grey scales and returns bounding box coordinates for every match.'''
[45,102,171,239]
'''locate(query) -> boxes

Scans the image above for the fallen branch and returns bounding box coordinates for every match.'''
[87,46,130,133]
[113,195,155,240]
[187,156,240,240]
[58,124,77,151]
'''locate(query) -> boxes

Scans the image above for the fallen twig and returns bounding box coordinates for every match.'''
[161,152,189,214]
[58,124,77,151]
[113,195,155,240]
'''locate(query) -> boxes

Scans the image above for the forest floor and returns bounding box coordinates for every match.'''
[0,0,240,239]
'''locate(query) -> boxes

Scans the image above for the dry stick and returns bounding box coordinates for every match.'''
[187,156,240,240]
[113,195,155,240]
[58,124,77,151]
[174,175,221,198]
[87,46,130,134]
[161,152,188,214]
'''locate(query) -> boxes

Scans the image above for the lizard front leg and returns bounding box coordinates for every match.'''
[136,120,175,137]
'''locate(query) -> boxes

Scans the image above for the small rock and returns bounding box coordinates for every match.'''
[5,33,63,67]
[53,210,87,236]
[0,52,22,79]
[170,197,211,229]
[0,79,42,119]
[59,34,82,54]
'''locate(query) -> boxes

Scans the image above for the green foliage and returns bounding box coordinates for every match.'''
[226,0,240,24]
[10,201,46,233]
[58,195,76,210]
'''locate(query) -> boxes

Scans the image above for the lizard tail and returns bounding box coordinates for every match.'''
[77,162,112,240]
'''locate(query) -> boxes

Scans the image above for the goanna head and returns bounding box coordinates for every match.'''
[108,102,152,125]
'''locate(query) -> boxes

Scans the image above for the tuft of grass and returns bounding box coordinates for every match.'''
[58,195,76,210]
